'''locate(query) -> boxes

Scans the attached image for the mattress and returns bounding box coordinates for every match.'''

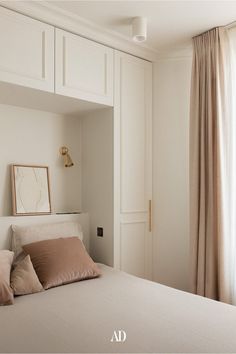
[1,264,236,353]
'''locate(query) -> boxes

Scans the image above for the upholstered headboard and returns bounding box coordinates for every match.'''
[0,213,89,251]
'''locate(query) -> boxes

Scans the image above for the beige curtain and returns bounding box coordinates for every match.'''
[190,27,233,303]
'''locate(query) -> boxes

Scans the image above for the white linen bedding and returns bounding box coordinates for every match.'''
[1,264,236,353]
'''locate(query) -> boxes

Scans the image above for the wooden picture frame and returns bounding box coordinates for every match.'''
[11,164,52,216]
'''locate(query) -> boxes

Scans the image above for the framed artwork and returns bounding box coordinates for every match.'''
[11,164,52,216]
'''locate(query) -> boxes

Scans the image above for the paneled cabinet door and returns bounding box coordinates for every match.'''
[114,51,153,280]
[55,29,114,106]
[0,7,54,92]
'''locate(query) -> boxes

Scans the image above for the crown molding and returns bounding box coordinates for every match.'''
[156,45,193,60]
[0,0,193,62]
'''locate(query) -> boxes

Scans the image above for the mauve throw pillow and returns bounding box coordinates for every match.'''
[23,237,101,290]
[11,255,43,296]
[0,250,14,305]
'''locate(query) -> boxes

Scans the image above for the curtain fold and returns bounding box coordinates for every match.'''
[190,27,234,303]
[228,26,236,305]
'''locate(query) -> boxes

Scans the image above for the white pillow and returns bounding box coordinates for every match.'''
[11,222,83,258]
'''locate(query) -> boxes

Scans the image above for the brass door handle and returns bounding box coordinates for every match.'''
[149,200,152,232]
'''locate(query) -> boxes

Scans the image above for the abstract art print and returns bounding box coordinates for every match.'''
[11,165,51,215]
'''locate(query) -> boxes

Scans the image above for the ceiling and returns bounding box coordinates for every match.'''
[50,0,236,52]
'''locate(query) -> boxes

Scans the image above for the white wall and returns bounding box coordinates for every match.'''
[81,108,113,266]
[0,104,81,216]
[153,57,192,291]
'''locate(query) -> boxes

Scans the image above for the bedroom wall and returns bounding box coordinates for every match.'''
[0,104,82,216]
[81,108,113,266]
[152,56,192,291]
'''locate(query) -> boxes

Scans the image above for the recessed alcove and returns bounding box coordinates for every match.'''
[0,82,114,266]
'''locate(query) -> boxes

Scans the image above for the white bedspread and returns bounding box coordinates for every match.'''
[1,264,236,353]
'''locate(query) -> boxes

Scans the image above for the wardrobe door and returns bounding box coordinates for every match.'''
[0,7,54,92]
[55,29,114,106]
[114,51,152,280]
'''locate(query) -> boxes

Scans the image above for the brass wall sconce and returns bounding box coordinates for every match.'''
[59,146,74,167]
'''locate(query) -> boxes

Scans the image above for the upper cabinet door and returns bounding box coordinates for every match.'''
[55,29,114,106]
[0,7,54,92]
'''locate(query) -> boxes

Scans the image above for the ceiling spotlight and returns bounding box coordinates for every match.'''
[132,16,147,42]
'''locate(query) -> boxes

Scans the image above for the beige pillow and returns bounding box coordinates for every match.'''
[12,221,83,258]
[0,250,14,305]
[23,237,101,290]
[11,255,43,296]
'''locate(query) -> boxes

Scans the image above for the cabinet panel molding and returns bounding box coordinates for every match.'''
[120,222,146,278]
[55,29,114,106]
[0,7,54,92]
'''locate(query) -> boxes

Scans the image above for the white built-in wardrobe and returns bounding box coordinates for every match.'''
[0,6,153,280]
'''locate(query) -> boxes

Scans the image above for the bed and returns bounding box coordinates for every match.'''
[1,216,236,353]
[1,263,236,353]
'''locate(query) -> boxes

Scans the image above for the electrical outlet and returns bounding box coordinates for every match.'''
[97,227,103,237]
